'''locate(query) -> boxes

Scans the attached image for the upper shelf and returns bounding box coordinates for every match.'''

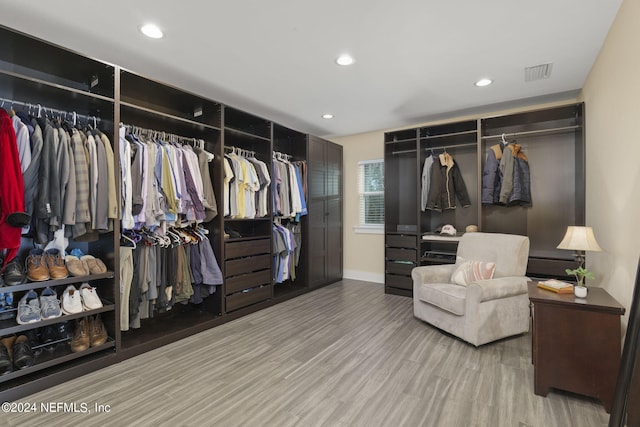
[120,70,222,130]
[0,26,114,99]
[224,106,271,140]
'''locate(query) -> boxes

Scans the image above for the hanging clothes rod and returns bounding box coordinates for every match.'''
[391,141,476,155]
[273,151,292,160]
[482,125,580,140]
[0,96,101,124]
[425,142,477,151]
[121,123,201,146]
[224,145,255,157]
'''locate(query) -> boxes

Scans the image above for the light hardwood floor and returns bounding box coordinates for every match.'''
[2,280,610,427]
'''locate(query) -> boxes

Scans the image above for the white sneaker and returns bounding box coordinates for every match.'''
[80,283,103,310]
[61,285,83,315]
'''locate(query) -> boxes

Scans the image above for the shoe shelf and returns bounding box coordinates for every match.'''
[0,302,115,336]
[1,272,115,293]
[0,338,115,384]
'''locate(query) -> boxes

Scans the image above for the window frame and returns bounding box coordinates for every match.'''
[354,159,384,234]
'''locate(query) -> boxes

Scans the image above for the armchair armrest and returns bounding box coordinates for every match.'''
[467,276,529,302]
[412,264,456,284]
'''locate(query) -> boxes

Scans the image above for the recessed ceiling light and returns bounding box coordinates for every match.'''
[475,78,493,87]
[336,54,355,66]
[140,23,164,39]
[322,113,334,119]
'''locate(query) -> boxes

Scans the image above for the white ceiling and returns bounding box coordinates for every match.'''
[0,0,622,137]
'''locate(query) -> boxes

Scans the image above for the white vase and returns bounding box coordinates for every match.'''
[574,286,588,298]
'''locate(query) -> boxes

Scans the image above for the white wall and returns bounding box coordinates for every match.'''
[581,0,640,328]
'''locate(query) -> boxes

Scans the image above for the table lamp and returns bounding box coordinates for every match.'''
[557,226,603,296]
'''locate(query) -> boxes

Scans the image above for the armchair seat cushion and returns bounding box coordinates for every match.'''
[416,282,467,316]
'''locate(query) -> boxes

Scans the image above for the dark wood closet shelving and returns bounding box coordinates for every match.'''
[384,105,585,296]
[0,24,343,401]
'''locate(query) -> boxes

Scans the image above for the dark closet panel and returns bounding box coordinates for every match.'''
[308,136,343,288]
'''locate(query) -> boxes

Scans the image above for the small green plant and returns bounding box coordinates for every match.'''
[565,266,595,287]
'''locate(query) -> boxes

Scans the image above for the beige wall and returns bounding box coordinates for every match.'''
[581,0,640,328]
[331,130,386,282]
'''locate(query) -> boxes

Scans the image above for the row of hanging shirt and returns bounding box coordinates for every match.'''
[273,222,301,283]
[119,124,218,232]
[481,135,532,207]
[272,152,307,220]
[223,147,271,219]
[421,150,471,212]
[119,225,222,331]
[1,102,116,256]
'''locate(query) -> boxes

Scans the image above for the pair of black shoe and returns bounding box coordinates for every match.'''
[28,322,72,353]
[0,334,34,375]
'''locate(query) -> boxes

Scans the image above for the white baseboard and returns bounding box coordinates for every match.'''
[343,269,384,284]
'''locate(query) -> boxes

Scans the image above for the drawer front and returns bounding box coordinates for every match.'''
[226,285,272,312]
[225,238,271,259]
[527,257,580,278]
[386,274,413,290]
[225,254,271,277]
[386,234,417,249]
[226,269,272,295]
[386,260,415,276]
[386,248,417,263]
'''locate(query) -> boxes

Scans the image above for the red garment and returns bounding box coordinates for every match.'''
[0,108,25,265]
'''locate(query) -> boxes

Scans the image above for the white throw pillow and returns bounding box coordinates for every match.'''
[450,260,496,286]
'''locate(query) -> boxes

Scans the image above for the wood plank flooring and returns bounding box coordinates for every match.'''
[2,280,610,427]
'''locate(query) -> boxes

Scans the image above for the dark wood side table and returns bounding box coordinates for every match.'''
[527,282,625,413]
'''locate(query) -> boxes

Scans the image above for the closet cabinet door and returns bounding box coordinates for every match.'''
[308,136,343,288]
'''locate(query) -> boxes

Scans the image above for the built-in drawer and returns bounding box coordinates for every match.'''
[226,269,272,295]
[385,274,413,290]
[225,238,270,259]
[226,284,272,312]
[385,260,415,276]
[386,234,417,249]
[386,248,417,263]
[225,254,271,277]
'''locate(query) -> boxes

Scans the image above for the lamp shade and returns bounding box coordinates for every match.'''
[557,226,603,252]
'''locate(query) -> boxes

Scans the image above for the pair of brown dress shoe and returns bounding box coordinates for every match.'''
[70,315,107,353]
[26,249,68,282]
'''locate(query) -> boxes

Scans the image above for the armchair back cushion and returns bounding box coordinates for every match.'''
[456,232,529,278]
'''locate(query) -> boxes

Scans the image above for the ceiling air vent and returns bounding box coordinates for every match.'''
[525,63,553,82]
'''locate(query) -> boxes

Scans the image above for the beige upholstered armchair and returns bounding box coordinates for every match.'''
[412,232,530,346]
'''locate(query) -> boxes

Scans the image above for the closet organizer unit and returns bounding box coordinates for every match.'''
[384,104,584,296]
[118,70,224,358]
[0,25,342,400]
[222,108,273,313]
[0,27,118,397]
[272,124,309,298]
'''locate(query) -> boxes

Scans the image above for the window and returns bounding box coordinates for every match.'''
[356,159,384,233]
